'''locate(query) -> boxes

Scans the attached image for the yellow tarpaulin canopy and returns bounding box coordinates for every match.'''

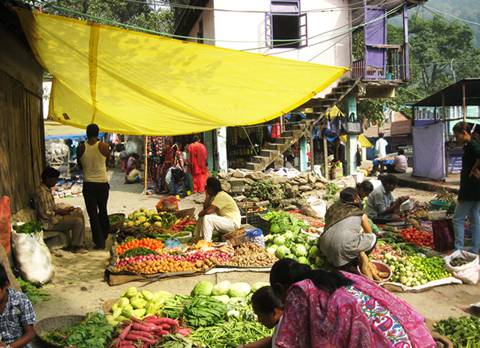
[340,134,373,148]
[17,9,347,136]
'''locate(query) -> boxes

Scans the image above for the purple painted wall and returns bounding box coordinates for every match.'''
[364,7,386,79]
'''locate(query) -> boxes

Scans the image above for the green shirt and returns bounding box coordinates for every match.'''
[459,139,480,201]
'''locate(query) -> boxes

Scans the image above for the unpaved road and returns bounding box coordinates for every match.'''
[34,170,480,327]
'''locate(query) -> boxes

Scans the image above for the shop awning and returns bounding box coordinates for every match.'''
[44,120,85,140]
[17,9,348,136]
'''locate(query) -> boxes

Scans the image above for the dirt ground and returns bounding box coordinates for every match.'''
[34,170,480,330]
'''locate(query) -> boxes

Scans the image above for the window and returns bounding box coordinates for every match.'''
[197,18,204,44]
[266,1,307,48]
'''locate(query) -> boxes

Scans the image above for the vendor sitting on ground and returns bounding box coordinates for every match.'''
[195,177,241,242]
[0,264,36,348]
[366,174,409,224]
[319,187,382,280]
[35,167,88,253]
[387,149,408,174]
[125,161,142,184]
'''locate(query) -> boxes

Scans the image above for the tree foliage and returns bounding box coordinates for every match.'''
[354,13,480,124]
[37,0,173,33]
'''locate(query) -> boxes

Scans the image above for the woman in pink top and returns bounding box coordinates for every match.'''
[270,259,435,348]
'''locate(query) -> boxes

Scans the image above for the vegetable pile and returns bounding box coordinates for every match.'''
[104,281,272,348]
[381,253,451,287]
[246,180,286,207]
[263,211,321,267]
[18,278,49,304]
[112,316,190,347]
[223,242,277,268]
[41,313,113,348]
[434,316,480,348]
[400,227,434,248]
[13,221,42,234]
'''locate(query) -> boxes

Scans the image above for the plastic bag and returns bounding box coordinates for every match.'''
[12,230,54,284]
[245,228,265,247]
[0,196,12,254]
[156,196,179,212]
[444,250,480,285]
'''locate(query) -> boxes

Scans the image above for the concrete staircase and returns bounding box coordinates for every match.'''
[245,78,359,171]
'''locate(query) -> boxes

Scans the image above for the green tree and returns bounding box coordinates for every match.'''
[37,0,173,33]
[408,14,480,96]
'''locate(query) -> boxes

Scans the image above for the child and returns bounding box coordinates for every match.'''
[239,286,284,348]
[0,264,36,348]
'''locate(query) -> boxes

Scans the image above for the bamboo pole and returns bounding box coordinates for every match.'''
[323,132,329,180]
[144,136,148,194]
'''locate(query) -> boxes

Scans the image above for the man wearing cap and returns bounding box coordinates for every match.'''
[34,167,87,253]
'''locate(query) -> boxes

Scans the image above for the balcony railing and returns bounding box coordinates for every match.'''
[352,44,410,82]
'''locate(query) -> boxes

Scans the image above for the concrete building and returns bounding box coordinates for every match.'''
[174,0,420,175]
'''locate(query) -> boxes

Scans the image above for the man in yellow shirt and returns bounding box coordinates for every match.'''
[196,177,241,242]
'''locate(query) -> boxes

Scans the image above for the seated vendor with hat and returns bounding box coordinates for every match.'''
[195,177,241,242]
[34,167,88,254]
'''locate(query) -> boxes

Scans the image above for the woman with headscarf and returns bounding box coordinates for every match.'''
[269,259,435,348]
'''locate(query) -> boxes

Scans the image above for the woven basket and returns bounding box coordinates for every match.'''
[35,315,85,348]
[223,228,246,246]
[109,213,126,231]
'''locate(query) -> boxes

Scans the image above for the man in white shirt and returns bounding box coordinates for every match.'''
[374,133,388,159]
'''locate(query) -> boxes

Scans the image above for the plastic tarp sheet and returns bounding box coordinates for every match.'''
[17,9,348,136]
[412,122,445,180]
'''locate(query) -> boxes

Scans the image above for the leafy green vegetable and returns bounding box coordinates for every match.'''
[434,316,480,348]
[189,321,273,348]
[42,312,113,348]
[18,278,49,304]
[13,221,42,234]
[183,297,227,327]
[191,280,214,297]
[323,183,340,202]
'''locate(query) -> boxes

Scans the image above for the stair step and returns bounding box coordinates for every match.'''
[325,91,344,99]
[319,98,338,105]
[261,149,278,157]
[281,130,294,137]
[252,155,269,163]
[271,137,289,144]
[338,79,355,86]
[265,143,281,150]
[246,162,261,171]
[312,106,329,113]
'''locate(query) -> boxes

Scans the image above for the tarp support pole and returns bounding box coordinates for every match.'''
[323,132,329,180]
[310,129,315,172]
[462,82,467,122]
[300,137,308,172]
[89,25,100,123]
[144,136,148,194]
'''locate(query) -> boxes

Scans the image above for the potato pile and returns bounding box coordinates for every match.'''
[224,243,277,267]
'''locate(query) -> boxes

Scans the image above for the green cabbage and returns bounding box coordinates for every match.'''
[212,281,231,296]
[274,235,286,246]
[228,282,252,298]
[211,295,230,304]
[270,223,281,234]
[252,282,270,293]
[191,280,214,297]
[293,244,308,257]
[308,246,319,259]
[298,256,309,264]
[266,246,277,254]
[284,231,295,240]
[275,245,290,259]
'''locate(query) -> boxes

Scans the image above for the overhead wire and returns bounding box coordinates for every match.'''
[423,5,480,27]
[38,0,401,47]
[105,0,385,14]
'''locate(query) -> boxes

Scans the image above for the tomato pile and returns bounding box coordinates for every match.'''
[116,238,165,256]
[400,227,434,248]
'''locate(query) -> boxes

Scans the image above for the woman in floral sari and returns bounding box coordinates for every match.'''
[270,259,435,348]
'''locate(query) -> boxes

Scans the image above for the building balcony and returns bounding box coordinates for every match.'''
[352,44,410,84]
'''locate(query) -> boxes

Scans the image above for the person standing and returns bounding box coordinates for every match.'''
[452,122,480,254]
[188,136,209,193]
[77,124,110,250]
[375,132,388,159]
